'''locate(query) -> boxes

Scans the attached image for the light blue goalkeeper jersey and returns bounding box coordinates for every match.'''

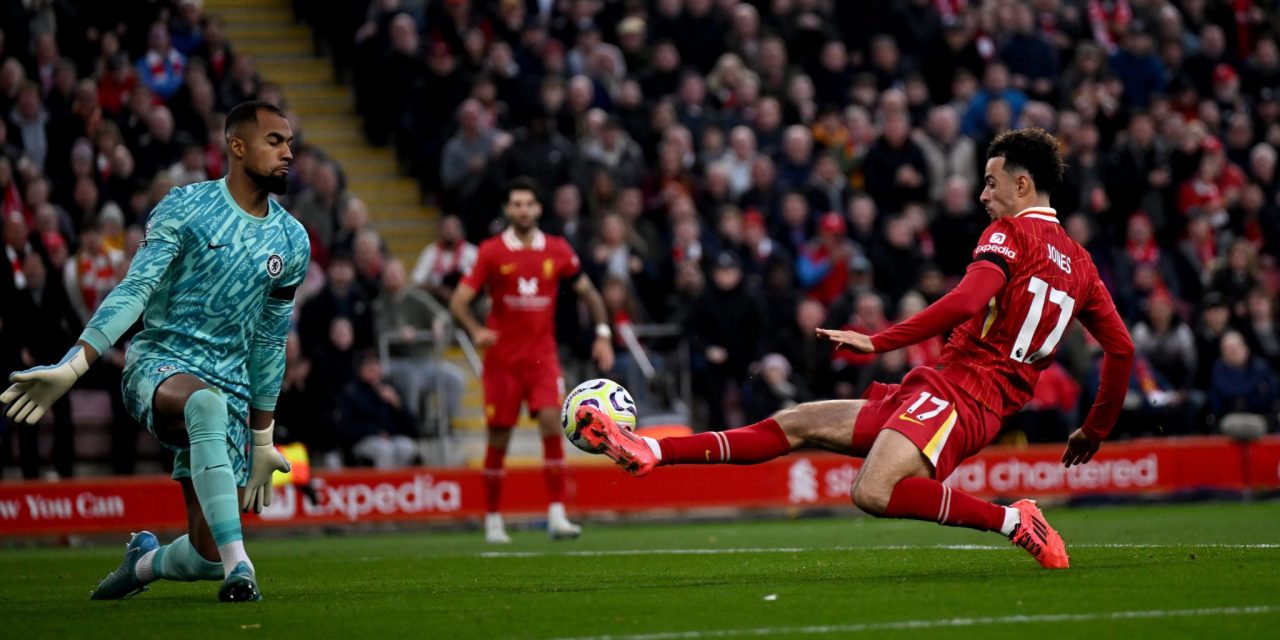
[79,178,310,411]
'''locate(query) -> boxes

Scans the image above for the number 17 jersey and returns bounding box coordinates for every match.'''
[938,207,1115,418]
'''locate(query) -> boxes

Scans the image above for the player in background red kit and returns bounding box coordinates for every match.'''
[579,128,1134,569]
[451,177,615,544]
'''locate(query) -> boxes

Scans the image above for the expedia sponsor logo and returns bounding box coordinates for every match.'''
[974,244,1017,259]
[258,475,462,522]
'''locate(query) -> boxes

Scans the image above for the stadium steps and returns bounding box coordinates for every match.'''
[206,0,436,267]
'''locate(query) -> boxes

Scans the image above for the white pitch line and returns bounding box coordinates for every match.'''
[478,543,1280,559]
[550,605,1280,640]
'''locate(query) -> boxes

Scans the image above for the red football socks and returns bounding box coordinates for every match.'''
[542,434,566,503]
[883,477,1005,532]
[658,418,792,465]
[483,444,506,513]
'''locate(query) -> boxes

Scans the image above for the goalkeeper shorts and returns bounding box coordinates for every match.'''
[122,357,251,486]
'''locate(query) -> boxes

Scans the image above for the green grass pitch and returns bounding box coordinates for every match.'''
[2,501,1278,639]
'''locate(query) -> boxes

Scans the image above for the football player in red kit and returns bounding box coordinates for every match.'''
[579,128,1135,569]
[451,177,615,543]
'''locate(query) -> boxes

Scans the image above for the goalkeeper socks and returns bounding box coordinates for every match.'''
[883,477,1006,532]
[657,418,790,465]
[483,442,506,513]
[186,388,248,577]
[144,534,223,582]
[542,434,566,503]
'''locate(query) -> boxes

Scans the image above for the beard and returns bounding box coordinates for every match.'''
[248,168,289,195]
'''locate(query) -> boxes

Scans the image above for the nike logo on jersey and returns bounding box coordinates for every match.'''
[499,263,517,274]
[208,242,231,249]
[898,413,926,425]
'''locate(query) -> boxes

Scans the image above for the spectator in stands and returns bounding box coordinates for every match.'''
[411,214,477,305]
[1114,212,1181,319]
[915,106,976,203]
[194,14,235,86]
[1133,288,1205,432]
[1107,114,1173,231]
[776,125,814,192]
[868,213,924,304]
[498,106,574,196]
[137,22,187,101]
[1109,30,1165,110]
[1006,361,1081,443]
[862,111,929,215]
[338,349,419,469]
[1209,331,1279,428]
[10,252,80,478]
[135,106,183,179]
[929,177,985,278]
[744,352,809,423]
[999,4,1058,102]
[292,160,349,250]
[299,253,374,356]
[441,98,501,216]
[373,259,465,433]
[305,317,357,462]
[64,220,123,324]
[1241,288,1280,373]
[962,62,1027,138]
[1209,238,1261,312]
[688,252,764,430]
[329,196,370,259]
[796,212,853,307]
[352,227,386,297]
[830,290,890,388]
[545,182,592,254]
[7,81,48,170]
[274,332,325,459]
[219,53,261,112]
[581,115,645,188]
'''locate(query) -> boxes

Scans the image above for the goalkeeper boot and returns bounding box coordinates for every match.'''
[90,531,159,600]
[218,561,262,602]
[485,513,511,544]
[547,503,581,541]
[576,406,657,477]
[1010,499,1070,569]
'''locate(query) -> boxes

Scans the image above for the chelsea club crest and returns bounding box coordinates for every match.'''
[267,254,284,278]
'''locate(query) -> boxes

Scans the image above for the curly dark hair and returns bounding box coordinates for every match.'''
[986,127,1066,194]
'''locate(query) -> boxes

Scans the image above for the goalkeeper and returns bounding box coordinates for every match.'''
[2,101,310,603]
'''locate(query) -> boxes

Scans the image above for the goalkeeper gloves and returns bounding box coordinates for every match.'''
[243,421,291,514]
[1,346,90,424]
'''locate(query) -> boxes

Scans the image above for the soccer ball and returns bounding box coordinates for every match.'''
[561,378,638,453]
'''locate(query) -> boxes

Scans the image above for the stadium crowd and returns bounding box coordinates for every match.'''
[3,0,1280,479]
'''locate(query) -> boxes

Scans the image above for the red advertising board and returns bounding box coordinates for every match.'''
[1,436,1275,537]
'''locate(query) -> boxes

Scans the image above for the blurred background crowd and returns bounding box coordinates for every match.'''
[1,0,1279,479]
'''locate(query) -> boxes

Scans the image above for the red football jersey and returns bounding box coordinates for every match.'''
[461,228,580,364]
[938,207,1115,417]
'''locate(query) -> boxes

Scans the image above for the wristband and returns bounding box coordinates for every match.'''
[595,324,613,340]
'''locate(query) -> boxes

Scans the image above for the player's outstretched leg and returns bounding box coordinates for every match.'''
[185,389,261,600]
[582,400,856,476]
[1008,499,1070,569]
[89,531,159,600]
